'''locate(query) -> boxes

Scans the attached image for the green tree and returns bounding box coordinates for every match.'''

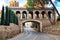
[26,0,35,11]
[12,11,18,25]
[1,6,18,25]
[31,23,37,28]
[9,8,18,25]
[1,6,5,25]
[24,3,29,8]
[5,6,10,25]
[14,15,18,25]
[10,11,14,23]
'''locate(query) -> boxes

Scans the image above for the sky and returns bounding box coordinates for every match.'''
[0,0,60,14]
[0,0,27,9]
[4,0,27,7]
[54,0,60,13]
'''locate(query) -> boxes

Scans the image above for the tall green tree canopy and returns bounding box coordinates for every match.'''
[9,8,18,25]
[5,6,10,25]
[1,6,18,25]
[1,6,5,25]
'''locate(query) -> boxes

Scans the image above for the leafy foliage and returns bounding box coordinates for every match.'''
[9,8,18,25]
[31,23,37,28]
[24,3,29,8]
[26,0,35,11]
[0,6,18,25]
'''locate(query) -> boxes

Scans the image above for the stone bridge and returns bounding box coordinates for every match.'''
[10,7,57,33]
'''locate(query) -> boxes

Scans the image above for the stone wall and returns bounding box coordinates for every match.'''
[0,23,20,39]
[43,21,60,35]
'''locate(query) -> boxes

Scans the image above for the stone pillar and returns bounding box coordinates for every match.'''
[51,13,53,20]
[46,11,48,19]
[27,12,29,19]
[40,22,42,32]
[21,13,22,19]
[39,13,40,19]
[52,9,57,24]
[33,11,35,19]
[21,12,22,19]
[39,12,42,19]
[18,17,21,33]
[19,21,24,33]
[40,11,43,19]
[37,22,42,32]
[38,24,40,32]
[21,23,23,33]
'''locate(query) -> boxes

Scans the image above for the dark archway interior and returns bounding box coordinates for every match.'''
[29,11,33,19]
[35,11,39,18]
[22,21,40,32]
[22,11,27,19]
[41,11,45,18]
[16,11,20,14]
[48,11,52,18]
[22,11,27,14]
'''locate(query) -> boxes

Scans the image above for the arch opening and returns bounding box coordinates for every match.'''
[41,11,46,19]
[29,11,33,19]
[22,20,42,32]
[16,11,20,14]
[22,11,27,19]
[48,11,52,19]
[16,11,21,18]
[35,11,39,19]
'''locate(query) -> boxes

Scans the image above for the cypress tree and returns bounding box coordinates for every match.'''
[5,6,10,25]
[9,9,12,23]
[15,15,18,25]
[6,7,18,25]
[11,11,18,25]
[10,11,14,23]
[1,6,4,25]
[8,9,12,23]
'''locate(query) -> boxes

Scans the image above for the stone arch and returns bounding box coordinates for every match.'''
[22,11,27,19]
[35,11,39,18]
[48,11,52,18]
[41,11,46,18]
[16,11,20,14]
[29,11,33,19]
[16,11,21,18]
[22,20,42,32]
[22,20,41,23]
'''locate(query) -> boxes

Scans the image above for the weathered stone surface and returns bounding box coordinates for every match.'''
[43,21,60,35]
[0,23,20,39]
